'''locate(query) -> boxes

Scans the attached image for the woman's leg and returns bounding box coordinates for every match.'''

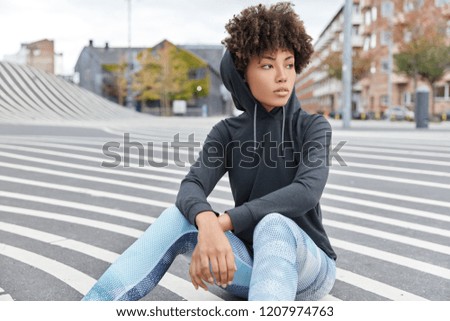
[221,231,253,299]
[248,213,336,301]
[82,206,198,301]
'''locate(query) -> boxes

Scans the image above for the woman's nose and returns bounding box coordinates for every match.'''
[275,66,287,82]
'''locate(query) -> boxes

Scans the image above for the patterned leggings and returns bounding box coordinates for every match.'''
[82,206,336,301]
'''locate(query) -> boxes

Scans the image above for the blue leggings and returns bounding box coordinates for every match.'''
[82,206,336,301]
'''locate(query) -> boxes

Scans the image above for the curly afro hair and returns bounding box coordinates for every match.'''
[222,2,313,75]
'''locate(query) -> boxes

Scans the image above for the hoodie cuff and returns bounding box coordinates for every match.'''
[226,204,254,234]
[187,203,216,227]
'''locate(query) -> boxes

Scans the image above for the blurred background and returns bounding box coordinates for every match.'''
[1,0,448,120]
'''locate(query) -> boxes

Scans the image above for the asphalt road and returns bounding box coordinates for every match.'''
[0,117,449,301]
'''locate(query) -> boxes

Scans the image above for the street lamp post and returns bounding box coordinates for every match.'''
[342,0,353,129]
[126,0,133,109]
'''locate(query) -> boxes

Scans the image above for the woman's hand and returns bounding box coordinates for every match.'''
[189,211,236,290]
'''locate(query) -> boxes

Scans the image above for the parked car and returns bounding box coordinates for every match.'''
[383,106,415,121]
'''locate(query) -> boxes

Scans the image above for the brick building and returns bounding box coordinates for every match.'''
[297,0,450,117]
[3,39,55,74]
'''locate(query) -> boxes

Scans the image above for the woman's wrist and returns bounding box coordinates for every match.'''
[218,213,233,232]
[195,211,219,229]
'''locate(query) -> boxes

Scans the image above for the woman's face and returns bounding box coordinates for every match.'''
[245,49,296,112]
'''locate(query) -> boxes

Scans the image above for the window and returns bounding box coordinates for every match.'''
[381,59,390,72]
[188,68,206,80]
[352,25,360,36]
[363,36,371,51]
[381,31,391,45]
[382,1,394,17]
[380,95,389,106]
[371,7,378,21]
[404,0,424,12]
[435,86,446,98]
[365,10,372,25]
[404,30,412,42]
[370,33,377,48]
[435,0,449,7]
[403,92,415,105]
[353,3,360,14]
[370,62,377,74]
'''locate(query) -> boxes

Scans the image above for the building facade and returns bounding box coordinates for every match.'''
[74,40,226,116]
[297,0,450,117]
[3,39,55,74]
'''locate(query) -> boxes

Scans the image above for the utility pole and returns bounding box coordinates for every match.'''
[342,0,353,128]
[387,1,394,110]
[126,0,133,109]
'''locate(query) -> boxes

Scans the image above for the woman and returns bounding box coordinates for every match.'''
[83,2,336,301]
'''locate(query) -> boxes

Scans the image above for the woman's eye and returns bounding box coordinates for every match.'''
[286,64,294,69]
[261,64,272,69]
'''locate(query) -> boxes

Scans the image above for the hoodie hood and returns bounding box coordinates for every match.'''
[220,50,301,115]
[220,50,301,149]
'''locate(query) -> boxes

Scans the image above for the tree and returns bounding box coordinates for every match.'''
[102,58,128,105]
[394,33,450,115]
[322,51,371,84]
[393,0,450,116]
[134,40,209,116]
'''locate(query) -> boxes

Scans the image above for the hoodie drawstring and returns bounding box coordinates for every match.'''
[253,103,287,155]
[281,106,286,157]
[253,103,257,150]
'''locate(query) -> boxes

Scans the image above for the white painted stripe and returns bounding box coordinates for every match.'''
[330,238,450,280]
[347,141,450,153]
[0,191,154,224]
[0,221,222,301]
[0,142,191,177]
[0,161,180,197]
[343,145,450,159]
[322,194,450,223]
[325,219,450,255]
[321,294,341,301]
[159,273,223,301]
[336,268,427,301]
[325,183,450,210]
[345,161,450,178]
[0,145,231,190]
[339,151,450,167]
[0,175,173,209]
[0,243,96,295]
[0,160,228,206]
[332,130,450,142]
[0,205,145,238]
[331,170,450,190]
[322,205,450,237]
[0,294,14,301]
[0,222,119,263]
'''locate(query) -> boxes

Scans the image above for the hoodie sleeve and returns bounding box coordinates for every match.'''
[226,115,331,234]
[175,121,228,226]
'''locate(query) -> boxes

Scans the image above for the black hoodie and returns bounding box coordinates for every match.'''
[176,51,336,260]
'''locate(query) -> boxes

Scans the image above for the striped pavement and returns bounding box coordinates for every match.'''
[0,62,449,301]
[0,118,449,301]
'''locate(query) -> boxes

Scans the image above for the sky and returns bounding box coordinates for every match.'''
[0,0,344,75]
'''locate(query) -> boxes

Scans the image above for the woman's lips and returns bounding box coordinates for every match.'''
[274,88,290,96]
